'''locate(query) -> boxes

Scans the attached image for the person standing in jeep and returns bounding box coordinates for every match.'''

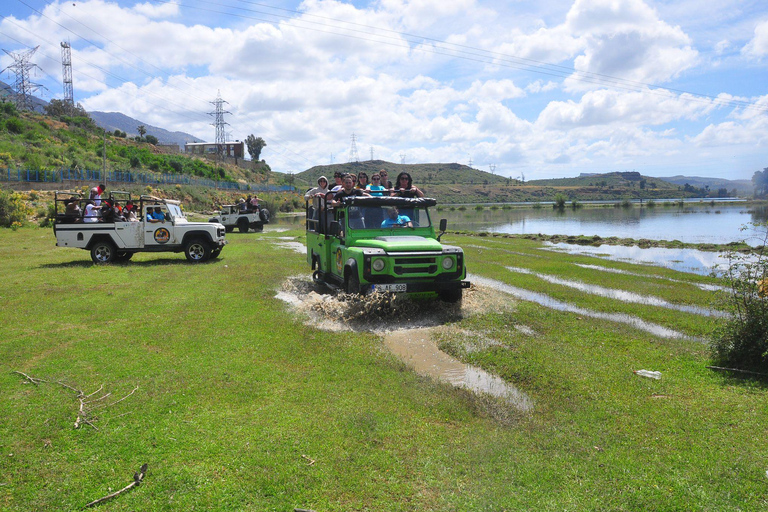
[331,175,370,207]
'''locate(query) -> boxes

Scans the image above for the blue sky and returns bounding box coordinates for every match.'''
[1,0,767,180]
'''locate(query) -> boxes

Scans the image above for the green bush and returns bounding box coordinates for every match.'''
[0,187,34,227]
[5,117,24,134]
[711,241,768,372]
[553,193,567,209]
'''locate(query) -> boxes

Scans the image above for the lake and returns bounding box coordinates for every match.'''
[436,203,768,246]
[275,202,767,275]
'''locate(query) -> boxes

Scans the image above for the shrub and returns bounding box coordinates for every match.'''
[553,193,567,209]
[0,188,34,227]
[5,117,24,134]
[711,235,768,372]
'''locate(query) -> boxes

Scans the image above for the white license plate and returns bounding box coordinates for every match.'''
[373,284,407,292]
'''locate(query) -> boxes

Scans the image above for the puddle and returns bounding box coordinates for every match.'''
[470,274,696,341]
[573,264,727,292]
[543,242,727,276]
[276,277,532,413]
[273,241,306,254]
[505,266,728,318]
[383,328,532,412]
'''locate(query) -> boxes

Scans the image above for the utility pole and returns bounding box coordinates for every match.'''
[489,164,496,175]
[102,131,107,182]
[330,153,334,164]
[370,146,374,161]
[468,157,473,168]
[208,90,230,159]
[348,133,359,163]
[60,41,74,107]
[400,152,406,165]
[2,45,45,111]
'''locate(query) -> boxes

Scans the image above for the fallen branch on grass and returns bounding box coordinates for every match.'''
[12,371,138,430]
[83,463,148,509]
[13,370,47,386]
[706,365,768,377]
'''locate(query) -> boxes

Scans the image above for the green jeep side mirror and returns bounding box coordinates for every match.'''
[329,221,341,236]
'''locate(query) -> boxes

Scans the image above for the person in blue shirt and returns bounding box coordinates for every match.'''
[381,207,412,228]
[147,206,165,223]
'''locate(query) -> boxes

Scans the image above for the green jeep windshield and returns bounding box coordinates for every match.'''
[347,205,431,230]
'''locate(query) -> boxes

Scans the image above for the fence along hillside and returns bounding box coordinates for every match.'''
[0,168,294,192]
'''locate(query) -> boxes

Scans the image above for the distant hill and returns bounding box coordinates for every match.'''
[0,80,48,113]
[658,175,753,195]
[89,111,203,149]
[527,171,680,190]
[296,160,507,189]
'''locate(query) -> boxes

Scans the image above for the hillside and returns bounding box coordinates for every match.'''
[659,175,753,195]
[0,102,271,186]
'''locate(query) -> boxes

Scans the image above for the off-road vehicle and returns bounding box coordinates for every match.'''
[53,192,227,263]
[208,204,270,233]
[306,196,469,302]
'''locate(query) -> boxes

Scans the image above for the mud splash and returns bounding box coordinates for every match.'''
[505,266,728,318]
[470,274,697,341]
[276,277,533,413]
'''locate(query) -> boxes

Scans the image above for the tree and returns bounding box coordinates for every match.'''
[245,134,266,161]
[752,168,768,197]
[145,134,158,145]
[137,125,147,142]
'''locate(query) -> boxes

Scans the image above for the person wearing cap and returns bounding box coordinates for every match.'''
[89,183,106,206]
[239,198,248,212]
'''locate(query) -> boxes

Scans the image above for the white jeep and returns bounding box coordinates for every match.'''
[53,192,227,263]
[208,204,270,233]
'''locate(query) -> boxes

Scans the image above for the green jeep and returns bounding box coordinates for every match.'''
[306,196,470,302]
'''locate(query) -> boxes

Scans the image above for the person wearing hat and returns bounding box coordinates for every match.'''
[89,183,106,206]
[239,198,248,212]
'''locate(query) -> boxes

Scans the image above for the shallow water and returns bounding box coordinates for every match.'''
[274,277,532,411]
[383,328,532,412]
[470,274,693,340]
[505,266,727,317]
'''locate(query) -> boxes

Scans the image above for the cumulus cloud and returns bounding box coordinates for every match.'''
[742,19,768,59]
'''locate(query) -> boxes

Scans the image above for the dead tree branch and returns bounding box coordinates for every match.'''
[13,371,47,386]
[82,463,148,509]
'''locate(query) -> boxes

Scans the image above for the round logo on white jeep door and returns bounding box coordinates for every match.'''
[154,228,171,244]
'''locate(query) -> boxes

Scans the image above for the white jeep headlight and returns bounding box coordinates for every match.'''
[441,257,454,270]
[372,258,385,271]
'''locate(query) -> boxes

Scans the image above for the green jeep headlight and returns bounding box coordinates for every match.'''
[441,256,454,270]
[372,258,385,271]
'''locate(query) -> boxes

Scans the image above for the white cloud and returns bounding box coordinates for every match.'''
[742,19,768,59]
[131,2,179,19]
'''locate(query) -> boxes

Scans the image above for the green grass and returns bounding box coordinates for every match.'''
[1,226,766,511]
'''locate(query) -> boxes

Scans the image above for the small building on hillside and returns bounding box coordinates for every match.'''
[185,141,244,159]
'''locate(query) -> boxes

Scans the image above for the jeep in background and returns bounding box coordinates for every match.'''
[53,191,227,263]
[306,196,470,302]
[208,204,270,233]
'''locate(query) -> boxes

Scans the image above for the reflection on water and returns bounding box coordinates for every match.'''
[384,328,533,412]
[436,204,767,246]
[505,266,727,317]
[470,274,693,340]
[544,243,729,276]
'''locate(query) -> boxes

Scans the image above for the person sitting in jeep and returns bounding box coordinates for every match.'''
[331,174,370,207]
[147,206,165,223]
[381,206,412,228]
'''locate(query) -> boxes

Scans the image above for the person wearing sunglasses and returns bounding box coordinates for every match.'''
[366,173,387,197]
[378,170,392,189]
[391,172,424,198]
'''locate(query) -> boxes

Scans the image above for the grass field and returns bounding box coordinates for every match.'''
[1,226,766,511]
